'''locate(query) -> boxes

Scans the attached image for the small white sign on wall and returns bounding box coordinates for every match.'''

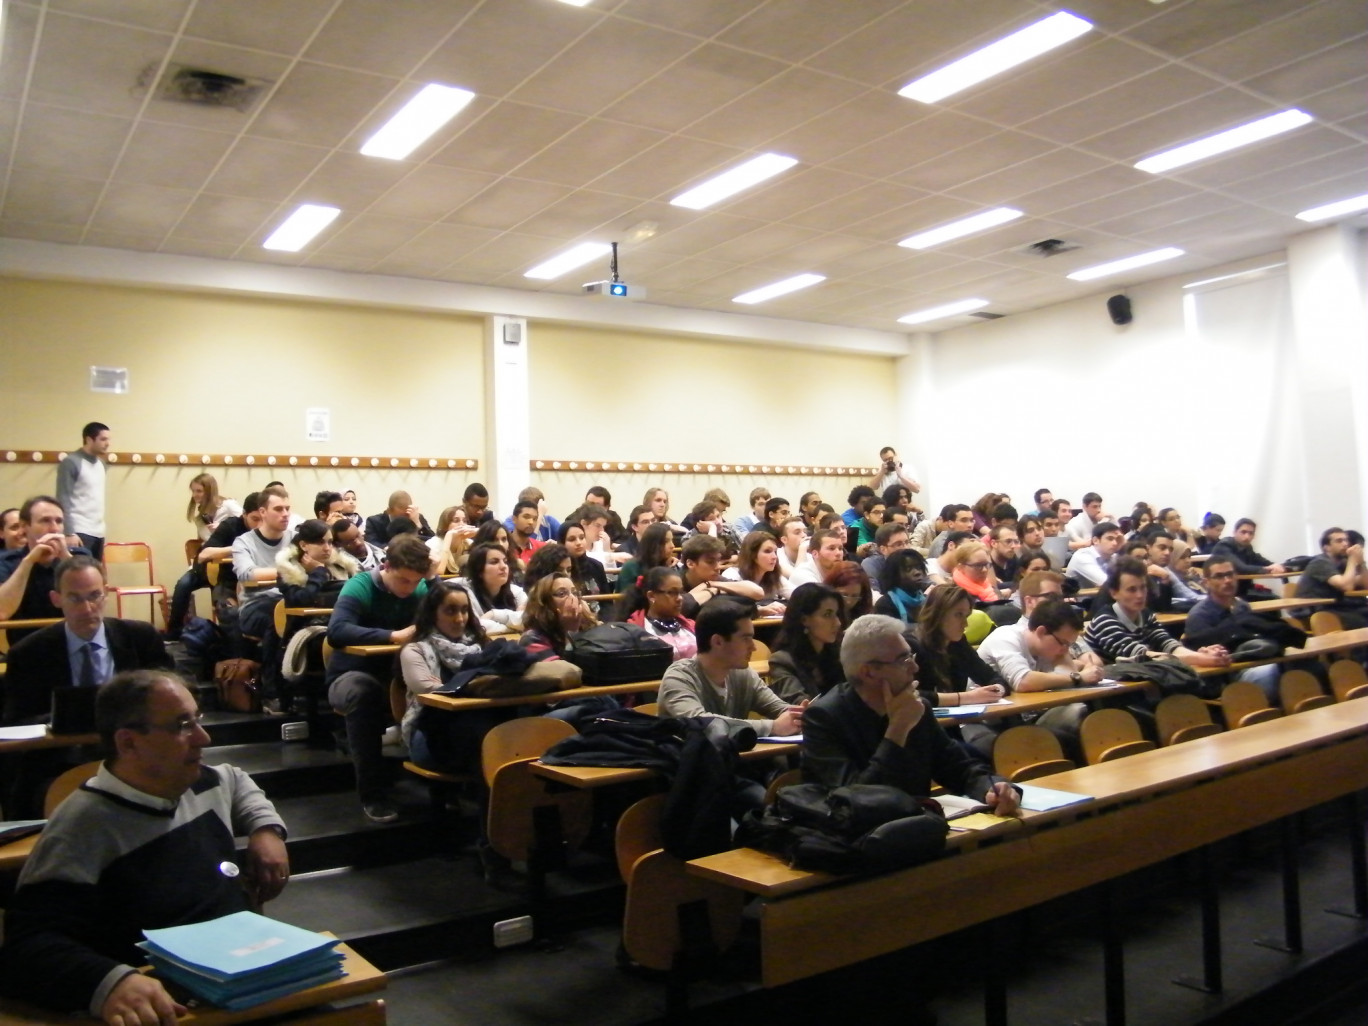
[90,366,129,394]
[306,408,330,442]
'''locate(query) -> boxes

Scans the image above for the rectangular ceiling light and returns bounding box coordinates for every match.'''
[1135,109,1312,174]
[524,242,612,280]
[898,207,1023,249]
[1296,194,1368,222]
[898,298,989,325]
[1067,247,1183,281]
[733,273,826,305]
[360,83,476,160]
[670,153,798,210]
[899,11,1092,104]
[262,204,341,251]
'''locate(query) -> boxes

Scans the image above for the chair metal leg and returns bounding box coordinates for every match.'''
[1326,790,1368,919]
[1255,818,1303,953]
[1173,845,1223,993]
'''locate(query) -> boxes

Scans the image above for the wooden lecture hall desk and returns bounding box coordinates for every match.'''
[1153,595,1334,627]
[1195,625,1368,676]
[0,940,387,1026]
[530,741,797,790]
[685,700,1368,1023]
[419,680,661,714]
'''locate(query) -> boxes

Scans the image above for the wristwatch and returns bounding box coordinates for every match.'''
[1069,671,1082,686]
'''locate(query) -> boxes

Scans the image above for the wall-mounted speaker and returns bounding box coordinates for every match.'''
[1107,294,1132,325]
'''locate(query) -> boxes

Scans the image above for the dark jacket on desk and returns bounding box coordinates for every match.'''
[802,682,1001,800]
[3,618,173,725]
[363,511,434,546]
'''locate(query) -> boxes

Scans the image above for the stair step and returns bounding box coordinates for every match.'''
[202,709,307,747]
[204,741,354,797]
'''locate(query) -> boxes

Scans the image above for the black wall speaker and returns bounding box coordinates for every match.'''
[1107,294,1133,325]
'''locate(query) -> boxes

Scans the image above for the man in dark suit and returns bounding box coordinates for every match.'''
[4,554,172,725]
[363,489,434,546]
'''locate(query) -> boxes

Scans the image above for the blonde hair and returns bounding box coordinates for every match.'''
[185,473,223,523]
[952,541,989,567]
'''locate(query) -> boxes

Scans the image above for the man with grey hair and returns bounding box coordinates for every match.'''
[802,614,1019,815]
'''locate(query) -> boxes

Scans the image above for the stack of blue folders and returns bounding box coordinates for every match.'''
[137,911,344,1010]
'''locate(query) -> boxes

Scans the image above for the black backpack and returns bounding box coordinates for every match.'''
[565,622,674,684]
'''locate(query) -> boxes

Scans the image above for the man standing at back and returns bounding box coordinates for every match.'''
[56,422,109,561]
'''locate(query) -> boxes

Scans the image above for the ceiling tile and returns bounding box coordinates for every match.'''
[1019,65,1226,147]
[28,14,170,119]
[415,0,598,98]
[1124,0,1322,58]
[600,44,786,134]
[295,151,416,209]
[1242,39,1368,105]
[763,89,922,167]
[588,134,743,201]
[367,164,500,221]
[715,166,872,222]
[510,19,700,116]
[1262,170,1368,216]
[142,40,292,131]
[49,0,193,34]
[81,228,165,251]
[446,231,571,277]
[0,219,86,244]
[1163,127,1354,190]
[1185,0,1368,82]
[806,0,1037,88]
[847,193,987,244]
[648,212,768,256]
[514,120,668,188]
[717,0,901,64]
[694,221,826,263]
[4,169,105,224]
[1011,164,1159,216]
[174,193,280,245]
[1297,78,1368,124]
[1091,194,1246,238]
[112,121,237,190]
[825,109,998,179]
[1079,89,1275,163]
[1048,178,1204,228]
[751,231,874,271]
[250,64,402,149]
[443,178,574,230]
[634,255,740,290]
[613,0,759,38]
[89,181,196,235]
[0,2,40,103]
[681,67,867,149]
[893,131,1057,192]
[949,37,1166,128]
[369,222,501,276]
[943,148,1114,207]
[183,0,337,55]
[787,181,932,234]
[10,104,132,178]
[304,0,479,77]
[511,190,638,239]
[203,137,331,202]
[157,235,242,260]
[313,214,429,259]
[429,101,586,175]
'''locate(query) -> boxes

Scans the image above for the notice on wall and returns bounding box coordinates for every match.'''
[90,366,129,394]
[306,408,330,442]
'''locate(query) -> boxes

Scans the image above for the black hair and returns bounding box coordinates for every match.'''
[586,485,612,505]
[462,482,488,501]
[1092,521,1121,541]
[695,598,757,653]
[1033,487,1052,504]
[774,582,846,695]
[313,490,343,518]
[878,547,927,597]
[413,579,488,646]
[466,543,518,610]
[82,421,109,441]
[846,485,876,508]
[524,542,570,593]
[1027,596,1083,633]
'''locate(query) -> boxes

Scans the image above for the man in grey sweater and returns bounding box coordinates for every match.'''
[55,421,109,560]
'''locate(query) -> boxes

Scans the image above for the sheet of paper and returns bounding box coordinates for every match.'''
[1016,784,1094,811]
[0,725,48,741]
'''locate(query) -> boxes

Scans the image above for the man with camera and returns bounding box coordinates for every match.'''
[869,446,920,501]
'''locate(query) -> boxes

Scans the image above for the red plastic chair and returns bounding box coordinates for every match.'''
[104,542,167,627]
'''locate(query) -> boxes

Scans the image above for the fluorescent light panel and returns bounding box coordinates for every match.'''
[262,204,341,251]
[1296,194,1368,222]
[1067,247,1184,282]
[899,207,1023,249]
[524,242,612,280]
[1183,263,1286,290]
[1135,109,1312,174]
[899,12,1092,104]
[360,83,476,160]
[670,153,798,210]
[733,274,826,305]
[898,298,989,325]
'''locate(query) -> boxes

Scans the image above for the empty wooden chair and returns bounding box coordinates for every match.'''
[1080,709,1155,764]
[1309,610,1344,637]
[1279,668,1335,714]
[615,794,744,972]
[634,702,659,717]
[1280,580,1310,631]
[1220,680,1284,729]
[992,725,1075,781]
[104,542,167,626]
[482,718,592,864]
[45,760,101,817]
[1155,694,1222,746]
[751,639,772,662]
[1329,660,1368,702]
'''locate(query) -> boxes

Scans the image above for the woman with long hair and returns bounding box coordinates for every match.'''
[826,561,874,621]
[873,548,930,623]
[625,565,697,661]
[275,518,358,608]
[971,493,1004,534]
[519,572,598,658]
[910,584,1008,758]
[185,473,242,541]
[722,530,785,615]
[464,543,527,633]
[768,582,845,703]
[429,504,477,575]
[556,520,609,596]
[523,542,571,594]
[399,580,494,773]
[613,523,677,620]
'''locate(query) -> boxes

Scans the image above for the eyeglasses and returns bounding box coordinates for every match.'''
[868,652,915,667]
[963,561,991,570]
[134,714,206,737]
[61,590,107,607]
[1208,570,1237,580]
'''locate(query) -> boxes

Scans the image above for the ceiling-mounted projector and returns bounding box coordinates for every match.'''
[583,280,644,299]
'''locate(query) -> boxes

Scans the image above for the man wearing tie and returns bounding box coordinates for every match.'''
[3,555,172,726]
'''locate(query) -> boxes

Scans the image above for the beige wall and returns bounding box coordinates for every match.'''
[1,277,485,611]
[2,278,898,606]
[526,322,898,518]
